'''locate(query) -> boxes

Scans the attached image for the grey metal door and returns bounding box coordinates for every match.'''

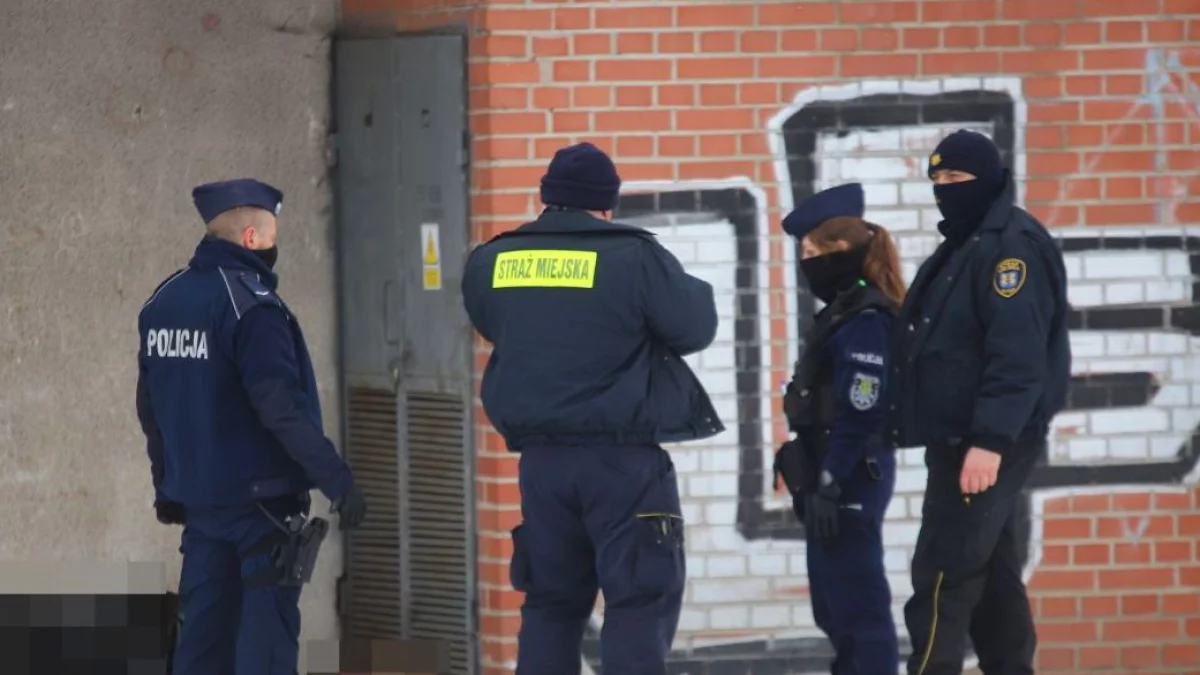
[332,34,476,675]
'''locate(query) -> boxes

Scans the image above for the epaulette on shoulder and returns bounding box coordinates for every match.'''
[140,267,189,311]
[218,268,281,320]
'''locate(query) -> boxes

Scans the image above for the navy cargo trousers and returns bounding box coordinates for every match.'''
[797,452,899,675]
[510,444,686,675]
[172,500,304,675]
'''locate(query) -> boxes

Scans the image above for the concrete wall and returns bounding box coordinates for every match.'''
[0,0,342,654]
[343,1,1200,674]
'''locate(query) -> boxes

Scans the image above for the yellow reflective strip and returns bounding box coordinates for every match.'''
[916,570,945,675]
[491,249,598,289]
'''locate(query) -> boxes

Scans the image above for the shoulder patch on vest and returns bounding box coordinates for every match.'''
[848,371,881,411]
[992,258,1027,299]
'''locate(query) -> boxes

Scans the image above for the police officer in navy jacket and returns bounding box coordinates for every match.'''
[136,179,367,675]
[776,183,905,674]
[461,143,723,675]
[891,132,1071,675]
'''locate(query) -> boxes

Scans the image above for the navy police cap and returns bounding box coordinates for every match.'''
[192,178,284,224]
[781,183,865,239]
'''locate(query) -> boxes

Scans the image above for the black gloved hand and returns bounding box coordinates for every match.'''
[154,500,186,526]
[804,477,841,540]
[333,485,367,530]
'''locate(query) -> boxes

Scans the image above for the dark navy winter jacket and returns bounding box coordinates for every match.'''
[136,237,355,508]
[461,210,725,450]
[889,176,1071,453]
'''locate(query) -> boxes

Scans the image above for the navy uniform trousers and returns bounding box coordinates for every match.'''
[905,442,1041,675]
[799,454,898,675]
[172,501,302,675]
[510,444,686,675]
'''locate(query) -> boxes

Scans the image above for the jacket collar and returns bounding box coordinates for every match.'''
[815,283,894,322]
[496,210,656,239]
[978,172,1017,233]
[188,236,279,290]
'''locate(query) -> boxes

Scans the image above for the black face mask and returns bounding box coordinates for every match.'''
[252,245,278,270]
[934,179,999,239]
[799,246,868,305]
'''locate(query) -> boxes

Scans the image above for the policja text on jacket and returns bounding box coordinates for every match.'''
[136,178,368,675]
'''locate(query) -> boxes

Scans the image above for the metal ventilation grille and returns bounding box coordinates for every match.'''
[405,390,471,673]
[344,387,402,639]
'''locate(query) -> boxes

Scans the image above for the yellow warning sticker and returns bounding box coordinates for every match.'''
[423,268,440,289]
[492,250,598,289]
[424,235,438,265]
[421,223,442,291]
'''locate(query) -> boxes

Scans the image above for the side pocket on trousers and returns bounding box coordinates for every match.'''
[631,513,686,596]
[508,524,533,593]
[924,499,993,578]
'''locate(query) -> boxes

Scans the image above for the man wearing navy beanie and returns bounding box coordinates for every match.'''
[928,129,1008,238]
[539,142,622,213]
[462,142,723,674]
[891,130,1072,675]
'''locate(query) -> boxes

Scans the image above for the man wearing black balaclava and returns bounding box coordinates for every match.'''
[888,130,1072,675]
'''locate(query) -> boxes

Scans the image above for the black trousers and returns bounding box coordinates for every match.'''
[904,442,1041,675]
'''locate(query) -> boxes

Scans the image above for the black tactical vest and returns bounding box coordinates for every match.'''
[782,285,896,466]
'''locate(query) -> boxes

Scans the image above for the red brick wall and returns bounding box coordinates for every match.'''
[341,1,1200,673]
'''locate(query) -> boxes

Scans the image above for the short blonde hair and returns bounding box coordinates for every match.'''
[207,207,269,243]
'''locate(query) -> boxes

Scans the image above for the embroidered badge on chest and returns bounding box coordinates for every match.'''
[993,258,1027,298]
[849,372,881,411]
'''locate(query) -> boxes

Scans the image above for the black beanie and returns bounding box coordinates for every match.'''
[540,142,622,212]
[927,129,1005,191]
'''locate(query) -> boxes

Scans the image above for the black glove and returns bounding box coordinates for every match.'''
[154,500,186,526]
[333,485,367,530]
[804,477,841,540]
